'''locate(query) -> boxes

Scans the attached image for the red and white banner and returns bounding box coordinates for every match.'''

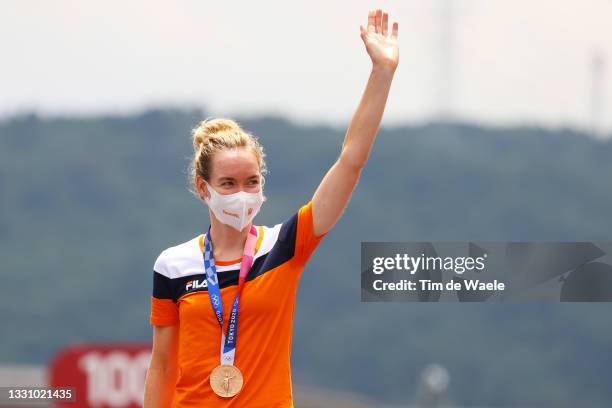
[48,343,151,408]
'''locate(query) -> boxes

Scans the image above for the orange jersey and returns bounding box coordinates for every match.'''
[150,200,327,407]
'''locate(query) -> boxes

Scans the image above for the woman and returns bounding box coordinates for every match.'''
[144,9,399,408]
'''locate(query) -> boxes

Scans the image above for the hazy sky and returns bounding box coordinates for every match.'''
[2,0,611,134]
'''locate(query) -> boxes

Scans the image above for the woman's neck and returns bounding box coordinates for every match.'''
[208,210,250,261]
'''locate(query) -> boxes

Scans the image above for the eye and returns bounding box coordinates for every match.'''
[248,179,259,185]
[221,181,233,187]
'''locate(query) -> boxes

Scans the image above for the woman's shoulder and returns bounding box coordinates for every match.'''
[256,200,318,249]
[153,234,203,278]
[273,200,315,237]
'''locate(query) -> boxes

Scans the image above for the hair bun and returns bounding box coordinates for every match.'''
[192,118,240,151]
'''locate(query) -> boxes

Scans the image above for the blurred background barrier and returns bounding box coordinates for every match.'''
[0,357,507,407]
[0,347,423,408]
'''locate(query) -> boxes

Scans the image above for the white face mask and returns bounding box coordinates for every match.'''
[203,179,265,231]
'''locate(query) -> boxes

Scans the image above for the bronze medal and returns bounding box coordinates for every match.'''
[210,364,244,397]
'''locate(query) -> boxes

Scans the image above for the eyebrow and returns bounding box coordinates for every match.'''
[218,175,260,181]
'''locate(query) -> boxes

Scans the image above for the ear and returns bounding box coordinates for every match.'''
[196,175,210,201]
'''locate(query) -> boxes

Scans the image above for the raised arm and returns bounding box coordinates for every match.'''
[311,9,399,237]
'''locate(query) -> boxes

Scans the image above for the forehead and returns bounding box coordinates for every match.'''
[210,148,259,179]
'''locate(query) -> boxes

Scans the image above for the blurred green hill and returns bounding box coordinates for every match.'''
[0,109,611,407]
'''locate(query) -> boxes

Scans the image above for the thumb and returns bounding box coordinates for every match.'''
[360,24,367,39]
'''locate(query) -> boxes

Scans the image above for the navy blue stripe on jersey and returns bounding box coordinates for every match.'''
[265,211,299,269]
[152,271,174,299]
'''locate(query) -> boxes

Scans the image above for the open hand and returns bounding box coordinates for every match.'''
[360,9,399,72]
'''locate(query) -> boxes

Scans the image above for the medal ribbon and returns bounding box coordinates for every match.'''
[202,225,258,366]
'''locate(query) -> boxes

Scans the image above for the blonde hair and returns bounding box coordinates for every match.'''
[188,117,267,200]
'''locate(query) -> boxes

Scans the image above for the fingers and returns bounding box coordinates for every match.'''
[367,10,376,33]
[382,12,388,36]
[366,9,397,38]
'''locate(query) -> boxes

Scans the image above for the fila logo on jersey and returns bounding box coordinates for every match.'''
[186,279,208,291]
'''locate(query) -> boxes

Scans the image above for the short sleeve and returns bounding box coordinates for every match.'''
[295,200,327,263]
[150,251,179,326]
